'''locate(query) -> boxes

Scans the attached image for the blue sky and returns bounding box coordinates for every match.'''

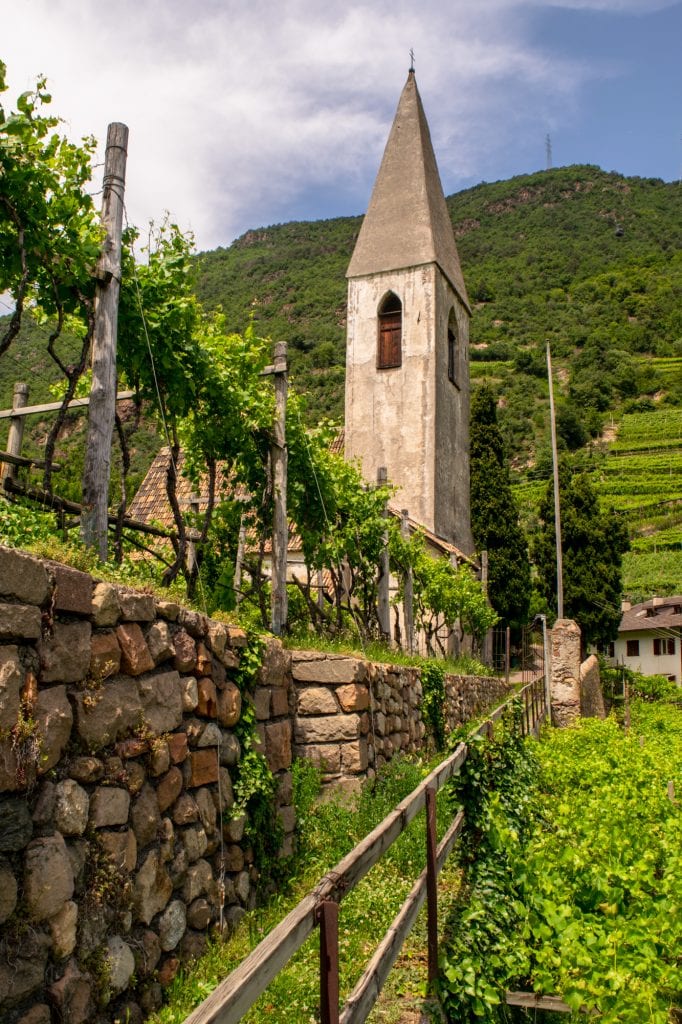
[2,0,680,252]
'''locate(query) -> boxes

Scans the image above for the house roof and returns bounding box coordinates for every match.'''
[129,440,475,567]
[346,71,470,313]
[619,596,682,634]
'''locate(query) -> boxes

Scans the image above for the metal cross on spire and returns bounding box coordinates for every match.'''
[409,48,415,72]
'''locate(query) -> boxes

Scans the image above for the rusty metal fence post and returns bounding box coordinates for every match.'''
[318,900,339,1024]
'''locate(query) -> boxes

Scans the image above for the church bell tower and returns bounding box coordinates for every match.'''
[344,70,474,555]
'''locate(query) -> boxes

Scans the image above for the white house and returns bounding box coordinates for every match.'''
[606,597,682,681]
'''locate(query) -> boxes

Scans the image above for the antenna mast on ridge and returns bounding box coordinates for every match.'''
[546,133,553,171]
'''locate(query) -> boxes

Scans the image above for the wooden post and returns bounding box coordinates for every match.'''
[481,550,493,665]
[318,900,339,1024]
[448,552,461,658]
[234,513,247,606]
[377,466,390,640]
[81,122,129,560]
[425,786,438,986]
[400,509,414,654]
[0,382,28,487]
[271,341,288,635]
[186,494,200,574]
[505,625,511,685]
[546,341,564,619]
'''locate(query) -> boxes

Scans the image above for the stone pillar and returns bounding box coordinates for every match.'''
[549,619,581,727]
[579,654,606,719]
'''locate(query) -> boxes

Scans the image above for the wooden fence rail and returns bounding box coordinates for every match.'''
[183,675,548,1024]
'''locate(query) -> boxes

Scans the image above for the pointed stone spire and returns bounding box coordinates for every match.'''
[347,71,469,311]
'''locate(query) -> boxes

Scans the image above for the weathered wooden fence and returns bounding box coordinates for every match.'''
[183,676,548,1024]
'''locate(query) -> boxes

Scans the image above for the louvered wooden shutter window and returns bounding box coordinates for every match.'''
[378,311,402,369]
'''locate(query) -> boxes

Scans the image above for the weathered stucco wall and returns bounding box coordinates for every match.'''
[0,546,509,1023]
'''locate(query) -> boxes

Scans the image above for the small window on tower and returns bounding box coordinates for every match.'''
[448,310,459,388]
[377,292,402,369]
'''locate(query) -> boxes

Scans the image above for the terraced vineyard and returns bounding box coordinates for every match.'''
[512,402,682,601]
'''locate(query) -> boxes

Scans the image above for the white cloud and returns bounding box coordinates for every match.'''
[1,0,671,249]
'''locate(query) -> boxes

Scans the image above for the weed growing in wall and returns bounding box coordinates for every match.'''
[420,660,447,750]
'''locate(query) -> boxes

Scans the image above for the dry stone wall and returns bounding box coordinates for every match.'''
[0,546,295,1024]
[0,546,510,1023]
[290,652,510,784]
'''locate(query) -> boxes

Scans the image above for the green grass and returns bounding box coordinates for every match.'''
[149,754,458,1024]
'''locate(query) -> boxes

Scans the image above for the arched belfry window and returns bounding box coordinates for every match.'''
[447,309,459,388]
[377,292,402,369]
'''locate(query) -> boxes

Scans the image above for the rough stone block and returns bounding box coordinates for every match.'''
[219,731,240,767]
[156,600,180,622]
[265,720,292,772]
[91,582,121,627]
[197,677,217,718]
[99,829,137,872]
[0,644,22,730]
[168,732,189,764]
[131,784,162,847]
[294,714,359,745]
[134,849,173,925]
[173,629,197,672]
[189,749,219,788]
[49,899,78,959]
[68,756,103,784]
[24,832,74,920]
[33,684,71,775]
[258,637,290,685]
[89,786,130,828]
[54,779,89,836]
[138,670,183,735]
[0,930,50,1009]
[0,856,18,923]
[0,545,49,605]
[159,900,187,952]
[226,625,248,649]
[105,935,136,996]
[254,686,272,720]
[0,602,42,640]
[117,623,155,676]
[291,654,366,685]
[336,683,370,712]
[296,686,338,715]
[216,682,241,728]
[156,767,183,813]
[90,631,121,681]
[117,589,155,623]
[180,674,199,712]
[182,858,216,904]
[73,677,141,749]
[198,722,221,748]
[146,620,175,665]
[206,620,227,657]
[38,621,91,683]
[50,562,93,615]
[341,739,368,773]
[270,687,289,717]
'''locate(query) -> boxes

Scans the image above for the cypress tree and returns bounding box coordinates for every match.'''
[470,384,531,629]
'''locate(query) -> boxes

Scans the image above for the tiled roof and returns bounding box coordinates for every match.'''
[619,596,682,634]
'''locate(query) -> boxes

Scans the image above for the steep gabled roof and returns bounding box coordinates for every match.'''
[346,71,470,312]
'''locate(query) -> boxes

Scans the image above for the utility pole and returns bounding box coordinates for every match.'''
[546,341,564,618]
[81,123,129,560]
[270,341,288,635]
[545,133,553,171]
[377,466,391,641]
[0,382,28,487]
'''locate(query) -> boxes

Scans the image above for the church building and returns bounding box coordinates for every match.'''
[344,69,474,557]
